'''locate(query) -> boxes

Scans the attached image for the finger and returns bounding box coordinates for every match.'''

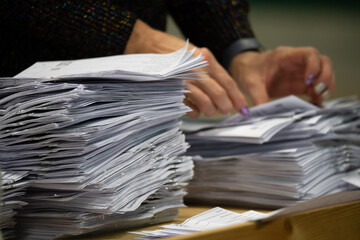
[189,77,233,115]
[301,47,322,87]
[199,48,249,114]
[299,47,325,104]
[317,55,335,92]
[307,81,325,106]
[183,97,201,118]
[309,55,336,104]
[185,83,217,117]
[310,94,324,106]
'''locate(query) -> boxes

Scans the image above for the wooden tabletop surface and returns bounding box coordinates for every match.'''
[71,205,255,240]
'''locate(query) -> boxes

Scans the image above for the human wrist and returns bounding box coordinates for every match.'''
[124,19,148,54]
[228,51,260,78]
[222,38,260,70]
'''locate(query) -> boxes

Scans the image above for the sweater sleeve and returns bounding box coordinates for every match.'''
[0,0,137,76]
[167,0,257,64]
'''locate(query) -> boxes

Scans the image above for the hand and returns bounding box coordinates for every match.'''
[184,47,248,118]
[229,46,336,106]
[125,20,248,118]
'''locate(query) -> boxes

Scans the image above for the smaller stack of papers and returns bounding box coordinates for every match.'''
[184,96,360,209]
[0,43,206,239]
[0,170,29,240]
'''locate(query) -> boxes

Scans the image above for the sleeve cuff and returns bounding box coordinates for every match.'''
[222,38,260,70]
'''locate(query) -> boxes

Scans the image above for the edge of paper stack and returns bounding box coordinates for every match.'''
[183,95,360,209]
[0,42,207,239]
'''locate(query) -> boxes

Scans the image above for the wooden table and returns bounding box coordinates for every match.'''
[72,205,252,240]
[72,191,360,240]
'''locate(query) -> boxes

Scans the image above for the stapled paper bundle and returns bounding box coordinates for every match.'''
[184,96,360,209]
[0,43,205,239]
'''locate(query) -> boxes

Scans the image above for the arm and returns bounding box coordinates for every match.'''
[167,0,256,65]
[0,0,136,75]
[1,1,248,117]
[167,0,335,106]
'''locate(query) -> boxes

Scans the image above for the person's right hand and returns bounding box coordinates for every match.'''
[125,19,249,118]
[184,47,248,118]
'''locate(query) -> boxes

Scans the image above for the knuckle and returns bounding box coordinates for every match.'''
[245,78,260,91]
[222,77,237,89]
[274,46,284,52]
[197,99,216,116]
[274,46,289,53]
[185,79,194,84]
[199,47,213,60]
[203,107,216,117]
[194,78,209,87]
[322,55,332,65]
[219,105,233,115]
[203,108,216,117]
[212,88,226,100]
[186,110,200,118]
[321,71,333,82]
[307,46,319,55]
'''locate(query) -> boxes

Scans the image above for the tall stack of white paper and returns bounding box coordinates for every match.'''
[184,96,360,209]
[0,170,29,239]
[0,44,206,239]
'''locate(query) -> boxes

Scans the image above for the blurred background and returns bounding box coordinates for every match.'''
[166,0,360,103]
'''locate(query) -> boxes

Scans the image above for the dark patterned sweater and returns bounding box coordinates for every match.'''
[0,0,255,76]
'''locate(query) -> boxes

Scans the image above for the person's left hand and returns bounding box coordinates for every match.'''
[229,46,336,106]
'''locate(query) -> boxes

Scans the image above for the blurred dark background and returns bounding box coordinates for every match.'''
[167,0,360,101]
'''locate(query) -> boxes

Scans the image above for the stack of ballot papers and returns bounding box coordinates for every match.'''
[184,95,360,209]
[0,170,29,240]
[131,207,269,239]
[0,43,206,239]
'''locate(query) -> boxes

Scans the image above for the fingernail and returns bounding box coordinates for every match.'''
[240,106,249,116]
[306,74,315,86]
[314,82,326,94]
[322,90,330,100]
